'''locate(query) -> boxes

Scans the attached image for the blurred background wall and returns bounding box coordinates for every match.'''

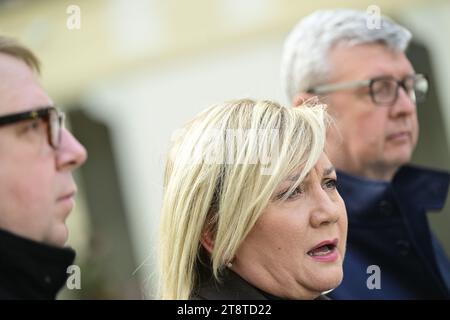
[1,0,449,299]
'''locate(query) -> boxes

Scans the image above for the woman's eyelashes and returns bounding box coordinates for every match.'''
[276,177,337,201]
[286,185,304,200]
[323,178,337,190]
[276,184,304,201]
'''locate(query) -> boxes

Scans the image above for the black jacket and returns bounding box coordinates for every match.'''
[192,265,329,300]
[0,228,75,299]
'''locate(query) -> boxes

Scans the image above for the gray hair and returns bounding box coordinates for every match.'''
[281,9,412,103]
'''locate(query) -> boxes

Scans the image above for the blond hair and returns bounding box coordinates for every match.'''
[0,35,40,73]
[159,99,328,299]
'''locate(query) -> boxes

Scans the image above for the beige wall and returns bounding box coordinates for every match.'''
[0,0,426,102]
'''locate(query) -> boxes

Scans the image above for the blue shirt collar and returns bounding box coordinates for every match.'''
[337,165,450,214]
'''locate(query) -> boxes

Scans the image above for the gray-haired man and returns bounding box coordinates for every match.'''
[282,9,450,299]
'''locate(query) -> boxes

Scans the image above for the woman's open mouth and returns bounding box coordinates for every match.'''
[307,239,339,262]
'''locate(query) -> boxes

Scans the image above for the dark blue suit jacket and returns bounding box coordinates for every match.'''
[329,165,450,299]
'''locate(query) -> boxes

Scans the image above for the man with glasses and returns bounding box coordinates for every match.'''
[281,9,450,299]
[0,36,87,299]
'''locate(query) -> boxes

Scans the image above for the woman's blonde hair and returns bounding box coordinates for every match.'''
[159,98,328,299]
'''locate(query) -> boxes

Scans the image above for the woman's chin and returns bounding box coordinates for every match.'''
[312,269,344,293]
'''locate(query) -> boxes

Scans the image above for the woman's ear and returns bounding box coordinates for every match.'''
[200,229,214,254]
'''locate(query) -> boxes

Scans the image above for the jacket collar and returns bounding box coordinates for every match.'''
[393,165,450,211]
[0,228,75,299]
[193,264,329,300]
[337,164,450,215]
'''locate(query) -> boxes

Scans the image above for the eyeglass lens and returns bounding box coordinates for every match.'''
[370,75,428,105]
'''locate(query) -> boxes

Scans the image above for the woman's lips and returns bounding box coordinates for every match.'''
[307,239,339,262]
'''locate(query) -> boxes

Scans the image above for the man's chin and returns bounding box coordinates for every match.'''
[384,144,413,166]
[44,224,69,247]
[389,153,413,169]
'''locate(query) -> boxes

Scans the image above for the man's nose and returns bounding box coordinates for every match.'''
[390,86,416,117]
[56,128,87,171]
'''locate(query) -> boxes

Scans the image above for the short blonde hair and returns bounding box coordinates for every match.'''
[158,99,328,299]
[0,35,40,73]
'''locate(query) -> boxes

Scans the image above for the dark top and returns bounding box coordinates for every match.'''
[329,165,450,299]
[191,265,329,300]
[0,228,75,299]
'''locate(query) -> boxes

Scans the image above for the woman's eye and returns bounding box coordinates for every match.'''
[287,187,303,199]
[324,179,337,190]
[275,185,303,201]
[283,186,304,200]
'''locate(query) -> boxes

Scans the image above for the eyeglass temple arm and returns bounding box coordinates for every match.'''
[307,79,371,94]
[0,107,55,127]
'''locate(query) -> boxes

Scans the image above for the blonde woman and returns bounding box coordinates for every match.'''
[158,99,347,300]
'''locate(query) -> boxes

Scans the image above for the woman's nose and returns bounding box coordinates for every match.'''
[309,189,340,228]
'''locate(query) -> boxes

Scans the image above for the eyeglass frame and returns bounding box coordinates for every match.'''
[0,106,65,149]
[306,74,428,106]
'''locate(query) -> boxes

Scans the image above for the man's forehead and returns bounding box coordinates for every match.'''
[0,54,51,115]
[329,43,414,80]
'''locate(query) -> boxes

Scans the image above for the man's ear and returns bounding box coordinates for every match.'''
[292,92,315,107]
[200,229,214,255]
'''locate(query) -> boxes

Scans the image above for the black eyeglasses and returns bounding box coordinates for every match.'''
[0,107,65,149]
[307,74,428,106]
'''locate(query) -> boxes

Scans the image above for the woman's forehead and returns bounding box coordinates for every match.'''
[284,154,334,181]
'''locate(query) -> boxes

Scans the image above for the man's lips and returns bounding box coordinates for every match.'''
[386,131,411,141]
[57,190,76,201]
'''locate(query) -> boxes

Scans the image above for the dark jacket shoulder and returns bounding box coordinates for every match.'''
[0,228,75,300]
